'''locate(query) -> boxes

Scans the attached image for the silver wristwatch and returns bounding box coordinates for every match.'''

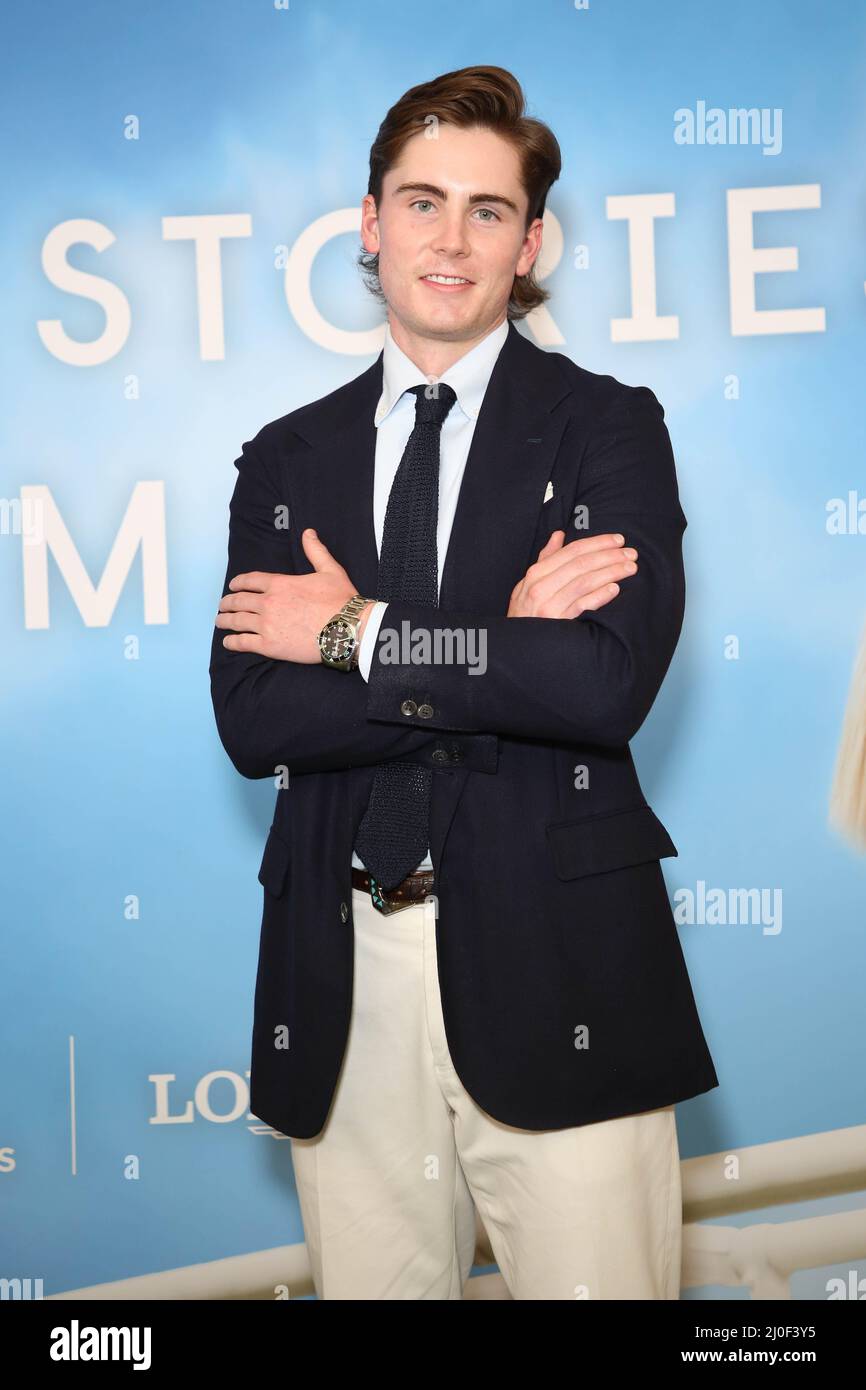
[318,593,374,671]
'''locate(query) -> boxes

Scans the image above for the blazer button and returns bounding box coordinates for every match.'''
[340,901,348,923]
[400,699,417,716]
[417,703,434,718]
[432,748,449,764]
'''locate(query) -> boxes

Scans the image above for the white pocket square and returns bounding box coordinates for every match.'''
[543,480,554,503]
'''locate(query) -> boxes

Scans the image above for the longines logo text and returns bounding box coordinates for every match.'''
[148,1072,287,1135]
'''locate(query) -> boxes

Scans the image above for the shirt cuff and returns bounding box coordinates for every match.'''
[357,601,388,681]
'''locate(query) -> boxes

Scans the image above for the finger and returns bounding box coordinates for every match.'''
[530,552,637,609]
[301,527,343,573]
[546,556,637,606]
[562,532,630,559]
[215,611,262,633]
[222,632,265,653]
[228,571,269,593]
[571,530,627,545]
[562,582,621,618]
[531,531,627,580]
[564,548,638,584]
[537,530,565,562]
[558,544,637,578]
[217,592,263,613]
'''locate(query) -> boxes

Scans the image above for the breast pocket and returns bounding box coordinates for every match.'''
[545,803,677,881]
[257,825,291,898]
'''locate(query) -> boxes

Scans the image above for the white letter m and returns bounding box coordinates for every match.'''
[20,481,168,629]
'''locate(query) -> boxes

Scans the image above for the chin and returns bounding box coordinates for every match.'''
[421,319,475,342]
[415,294,475,324]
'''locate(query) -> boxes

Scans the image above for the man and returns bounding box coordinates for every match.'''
[210,65,718,1300]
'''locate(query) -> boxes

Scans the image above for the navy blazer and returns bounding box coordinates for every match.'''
[209,320,719,1138]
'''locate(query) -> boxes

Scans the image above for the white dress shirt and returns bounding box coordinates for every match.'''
[351,315,510,875]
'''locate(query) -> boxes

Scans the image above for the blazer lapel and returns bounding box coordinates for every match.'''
[439,320,571,613]
[287,357,382,601]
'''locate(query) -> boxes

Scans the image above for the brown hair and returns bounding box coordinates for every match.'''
[358,65,562,320]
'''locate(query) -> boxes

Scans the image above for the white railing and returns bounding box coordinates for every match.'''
[46,1122,866,1300]
[680,1121,866,1298]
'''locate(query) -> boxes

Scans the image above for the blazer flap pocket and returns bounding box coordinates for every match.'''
[546,804,677,881]
[257,826,291,897]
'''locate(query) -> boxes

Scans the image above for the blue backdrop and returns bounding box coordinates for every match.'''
[2,0,864,1300]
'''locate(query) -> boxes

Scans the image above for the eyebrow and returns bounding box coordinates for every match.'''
[391,181,520,215]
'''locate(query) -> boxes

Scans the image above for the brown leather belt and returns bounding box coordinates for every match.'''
[351,866,436,915]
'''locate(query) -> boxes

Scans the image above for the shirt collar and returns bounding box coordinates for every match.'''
[374,318,510,427]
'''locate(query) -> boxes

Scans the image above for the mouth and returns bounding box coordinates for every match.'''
[420,273,474,291]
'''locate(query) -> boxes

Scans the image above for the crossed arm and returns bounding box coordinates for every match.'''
[209,386,687,778]
[208,441,446,778]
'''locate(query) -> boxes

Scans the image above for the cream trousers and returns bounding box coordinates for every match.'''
[289,885,682,1300]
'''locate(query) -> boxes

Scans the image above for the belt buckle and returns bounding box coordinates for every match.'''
[368,874,409,916]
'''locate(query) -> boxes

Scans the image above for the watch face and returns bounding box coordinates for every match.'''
[320,619,354,662]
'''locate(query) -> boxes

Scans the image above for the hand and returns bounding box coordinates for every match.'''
[216,528,368,663]
[507,531,638,619]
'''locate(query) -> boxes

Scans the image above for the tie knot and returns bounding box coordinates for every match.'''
[409,382,457,428]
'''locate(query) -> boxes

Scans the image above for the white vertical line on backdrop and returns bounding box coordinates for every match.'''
[68,1035,77,1176]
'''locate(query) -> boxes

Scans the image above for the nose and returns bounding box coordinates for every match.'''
[431,208,471,260]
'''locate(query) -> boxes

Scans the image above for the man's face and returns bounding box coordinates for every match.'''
[361,122,543,345]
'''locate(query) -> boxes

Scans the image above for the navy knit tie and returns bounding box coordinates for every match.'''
[354,382,458,889]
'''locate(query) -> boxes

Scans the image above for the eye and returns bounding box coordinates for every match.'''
[411,199,435,213]
[474,207,501,222]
